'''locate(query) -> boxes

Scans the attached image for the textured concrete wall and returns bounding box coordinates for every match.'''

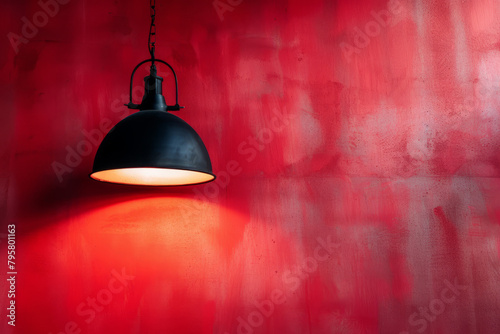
[1,0,500,333]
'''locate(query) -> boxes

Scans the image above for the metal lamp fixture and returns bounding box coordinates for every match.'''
[90,0,215,186]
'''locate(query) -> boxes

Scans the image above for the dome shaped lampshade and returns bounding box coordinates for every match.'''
[90,2,215,187]
[90,57,215,187]
[90,110,215,186]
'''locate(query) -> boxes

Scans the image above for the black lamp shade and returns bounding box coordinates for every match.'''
[90,110,215,186]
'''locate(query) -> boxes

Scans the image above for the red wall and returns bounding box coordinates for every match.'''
[1,0,500,333]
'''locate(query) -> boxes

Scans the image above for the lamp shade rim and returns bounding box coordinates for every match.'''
[91,110,214,186]
[89,167,216,187]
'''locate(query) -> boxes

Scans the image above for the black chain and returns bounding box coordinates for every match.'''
[148,0,156,62]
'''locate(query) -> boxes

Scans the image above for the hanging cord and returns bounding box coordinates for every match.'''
[148,0,156,64]
[126,0,184,111]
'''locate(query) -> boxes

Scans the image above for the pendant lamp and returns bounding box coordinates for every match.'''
[90,0,215,186]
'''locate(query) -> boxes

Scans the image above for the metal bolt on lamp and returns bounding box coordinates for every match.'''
[90,0,215,186]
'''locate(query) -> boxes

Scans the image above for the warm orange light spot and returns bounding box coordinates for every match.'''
[90,168,215,186]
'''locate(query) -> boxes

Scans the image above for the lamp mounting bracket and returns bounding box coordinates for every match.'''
[125,58,185,112]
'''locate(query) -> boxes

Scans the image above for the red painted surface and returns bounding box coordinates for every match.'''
[1,0,500,333]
